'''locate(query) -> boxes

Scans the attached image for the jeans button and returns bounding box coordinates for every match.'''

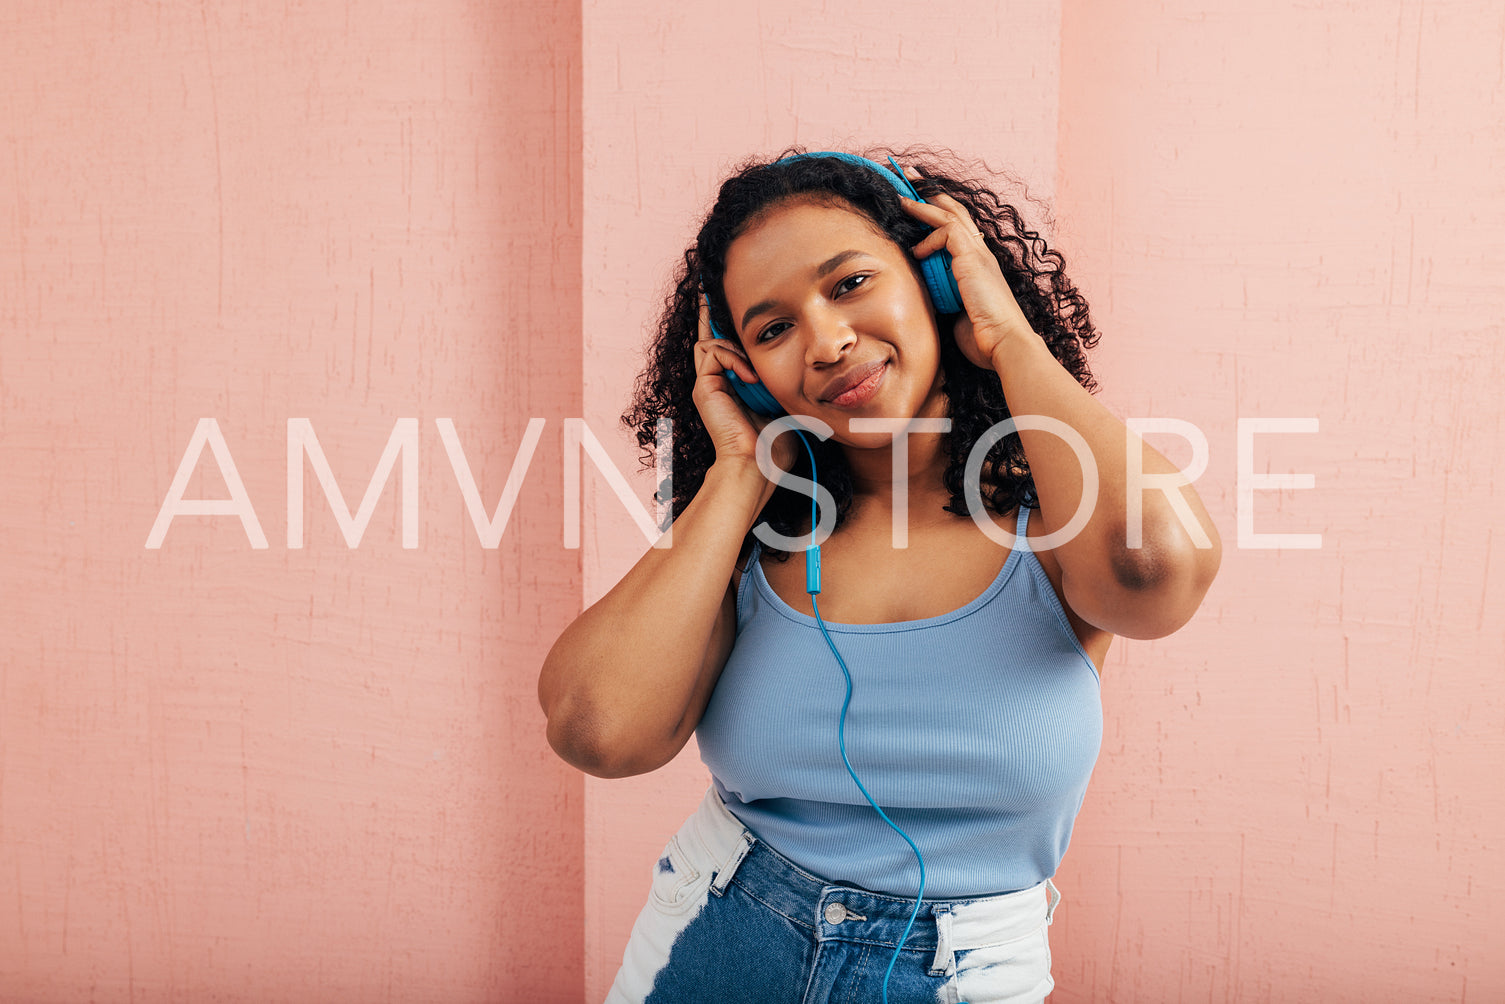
[824,902,847,924]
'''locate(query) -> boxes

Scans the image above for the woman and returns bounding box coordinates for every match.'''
[539,148,1221,1003]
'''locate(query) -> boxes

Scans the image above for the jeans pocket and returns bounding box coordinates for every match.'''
[947,922,1054,1004]
[647,836,712,916]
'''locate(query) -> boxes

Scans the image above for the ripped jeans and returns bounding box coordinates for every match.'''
[605,787,1061,1004]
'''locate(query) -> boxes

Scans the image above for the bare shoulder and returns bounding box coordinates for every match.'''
[1024,507,1113,675]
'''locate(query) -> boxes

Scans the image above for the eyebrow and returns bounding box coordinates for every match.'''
[737,249,875,335]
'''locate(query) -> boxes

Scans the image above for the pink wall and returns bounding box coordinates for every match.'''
[2,2,583,1002]
[4,1,1502,1002]
[1052,1,1505,998]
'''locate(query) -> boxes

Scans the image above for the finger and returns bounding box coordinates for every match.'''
[695,337,746,379]
[910,228,948,258]
[911,219,986,259]
[896,164,933,194]
[697,296,712,339]
[898,182,982,232]
[922,189,979,224]
[696,297,759,380]
[897,194,950,225]
[695,337,760,385]
[910,188,983,235]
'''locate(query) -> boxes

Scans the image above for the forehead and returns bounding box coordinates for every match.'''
[723,198,895,287]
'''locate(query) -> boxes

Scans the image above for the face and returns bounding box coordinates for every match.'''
[721,198,947,447]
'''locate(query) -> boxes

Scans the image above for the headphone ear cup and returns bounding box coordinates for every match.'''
[919,248,963,315]
[878,155,963,315]
[723,368,785,418]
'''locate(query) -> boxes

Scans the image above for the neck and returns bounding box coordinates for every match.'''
[840,379,954,516]
[842,428,953,517]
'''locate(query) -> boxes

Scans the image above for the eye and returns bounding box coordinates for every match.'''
[834,273,870,296]
[755,320,791,344]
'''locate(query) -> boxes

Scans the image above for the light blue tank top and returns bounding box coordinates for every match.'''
[695,505,1103,898]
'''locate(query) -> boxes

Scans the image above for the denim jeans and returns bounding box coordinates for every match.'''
[605,787,1061,1004]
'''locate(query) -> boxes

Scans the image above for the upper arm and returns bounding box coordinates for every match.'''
[658,566,740,761]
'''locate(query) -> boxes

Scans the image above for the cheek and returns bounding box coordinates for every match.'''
[750,347,801,394]
[856,290,926,336]
[889,277,937,329]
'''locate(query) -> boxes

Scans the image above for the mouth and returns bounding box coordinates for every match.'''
[820,361,888,408]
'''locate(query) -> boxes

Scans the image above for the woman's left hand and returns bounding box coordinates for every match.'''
[897,167,1038,371]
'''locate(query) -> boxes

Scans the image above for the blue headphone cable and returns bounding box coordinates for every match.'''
[788,428,967,1004]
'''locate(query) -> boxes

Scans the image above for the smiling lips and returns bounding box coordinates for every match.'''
[819,360,888,408]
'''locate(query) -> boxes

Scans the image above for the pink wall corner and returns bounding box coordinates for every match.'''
[1,2,583,1002]
[580,3,1063,999]
[1056,1,1505,1000]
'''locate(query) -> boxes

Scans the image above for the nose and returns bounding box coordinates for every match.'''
[803,304,856,367]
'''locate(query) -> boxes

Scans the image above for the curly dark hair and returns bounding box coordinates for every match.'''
[621,145,1102,561]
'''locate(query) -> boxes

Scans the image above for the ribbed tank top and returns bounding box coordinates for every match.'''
[695,504,1103,898]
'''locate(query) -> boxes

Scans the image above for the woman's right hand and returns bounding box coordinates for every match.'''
[691,299,797,476]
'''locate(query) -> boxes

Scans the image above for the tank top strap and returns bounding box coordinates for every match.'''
[733,534,764,628]
[740,534,764,595]
[1015,504,1031,540]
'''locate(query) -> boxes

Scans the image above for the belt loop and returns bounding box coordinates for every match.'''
[710,832,754,896]
[1044,878,1061,925]
[928,903,956,977]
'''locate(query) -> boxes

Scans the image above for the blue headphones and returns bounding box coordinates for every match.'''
[705,152,965,418]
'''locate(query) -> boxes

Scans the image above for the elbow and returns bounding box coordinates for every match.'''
[543,692,678,779]
[538,646,627,777]
[1083,522,1223,640]
[537,632,698,779]
[1111,506,1222,591]
[1111,510,1220,590]
[544,703,610,776]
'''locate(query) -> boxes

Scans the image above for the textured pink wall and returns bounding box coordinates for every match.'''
[5,0,1502,1001]
[1,2,582,1002]
[1050,2,1504,1000]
